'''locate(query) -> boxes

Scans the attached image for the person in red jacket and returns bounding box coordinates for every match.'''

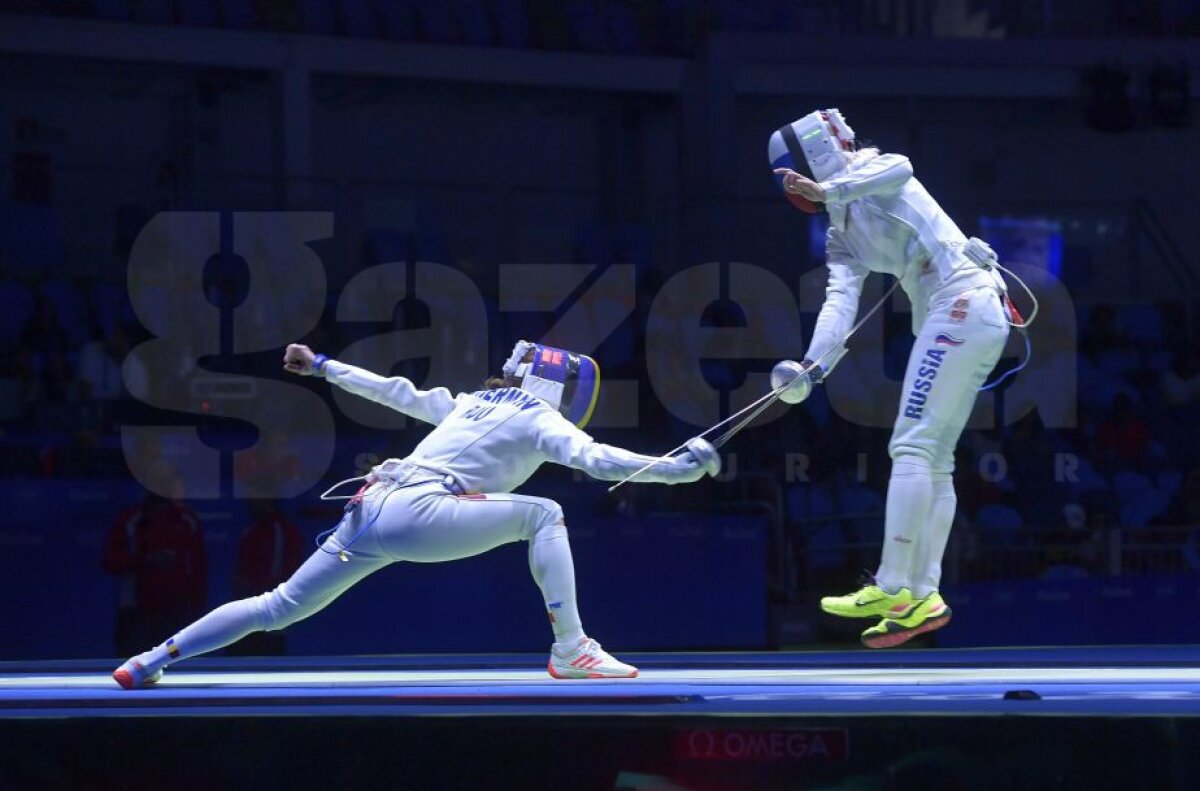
[1095,393,1151,467]
[226,499,303,656]
[102,475,208,658]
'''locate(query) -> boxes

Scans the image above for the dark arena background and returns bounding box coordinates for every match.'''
[2,1,1200,789]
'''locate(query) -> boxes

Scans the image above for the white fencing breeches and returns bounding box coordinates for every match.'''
[875,285,1009,596]
[142,481,582,670]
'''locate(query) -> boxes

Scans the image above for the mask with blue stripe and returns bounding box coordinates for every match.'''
[501,341,601,429]
[768,108,857,213]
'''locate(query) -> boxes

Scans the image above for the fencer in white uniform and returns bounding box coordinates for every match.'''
[113,341,721,687]
[768,109,1019,648]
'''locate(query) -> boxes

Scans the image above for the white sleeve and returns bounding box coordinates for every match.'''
[532,411,706,485]
[819,153,912,206]
[804,229,868,374]
[323,360,457,425]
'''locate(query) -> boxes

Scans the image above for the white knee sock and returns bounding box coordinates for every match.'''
[138,598,267,673]
[911,473,956,599]
[528,524,585,648]
[876,458,933,594]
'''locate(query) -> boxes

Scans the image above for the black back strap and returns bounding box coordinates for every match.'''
[778,123,814,181]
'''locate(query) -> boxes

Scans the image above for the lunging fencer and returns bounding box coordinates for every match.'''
[768,109,1025,648]
[113,341,721,688]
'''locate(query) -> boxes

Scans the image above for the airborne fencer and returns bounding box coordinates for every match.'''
[113,341,721,688]
[768,109,1026,648]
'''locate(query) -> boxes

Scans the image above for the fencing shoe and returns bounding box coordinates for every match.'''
[548,637,638,679]
[112,656,164,690]
[861,592,952,649]
[821,582,915,619]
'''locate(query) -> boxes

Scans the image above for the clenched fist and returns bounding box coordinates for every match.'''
[773,168,827,203]
[283,344,323,376]
[683,437,722,478]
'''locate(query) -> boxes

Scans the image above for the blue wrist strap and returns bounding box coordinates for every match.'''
[312,353,328,373]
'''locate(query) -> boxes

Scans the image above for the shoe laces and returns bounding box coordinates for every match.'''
[580,638,604,656]
[556,637,600,660]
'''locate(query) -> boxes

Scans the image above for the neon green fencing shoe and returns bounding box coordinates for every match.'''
[820,584,914,619]
[861,592,952,649]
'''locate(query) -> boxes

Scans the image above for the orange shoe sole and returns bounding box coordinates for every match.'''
[862,611,952,649]
[112,663,160,690]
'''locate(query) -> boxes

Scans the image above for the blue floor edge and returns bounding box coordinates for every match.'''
[5,647,1200,719]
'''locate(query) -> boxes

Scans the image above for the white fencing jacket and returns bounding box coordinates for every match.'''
[807,153,1003,372]
[323,360,707,494]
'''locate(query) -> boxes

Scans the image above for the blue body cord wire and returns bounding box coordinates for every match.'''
[315,485,400,558]
[979,328,1031,392]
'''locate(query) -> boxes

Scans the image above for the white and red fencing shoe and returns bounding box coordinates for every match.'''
[547,637,638,679]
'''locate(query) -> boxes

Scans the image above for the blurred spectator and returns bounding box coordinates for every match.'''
[234,429,303,498]
[1094,393,1151,468]
[1079,304,1129,361]
[974,496,1024,544]
[1002,414,1059,510]
[226,499,303,656]
[78,323,147,402]
[1063,502,1087,532]
[10,294,75,408]
[1040,502,1102,579]
[101,464,208,657]
[1161,347,1200,406]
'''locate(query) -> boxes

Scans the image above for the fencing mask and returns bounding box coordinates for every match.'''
[502,341,601,428]
[768,108,857,213]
